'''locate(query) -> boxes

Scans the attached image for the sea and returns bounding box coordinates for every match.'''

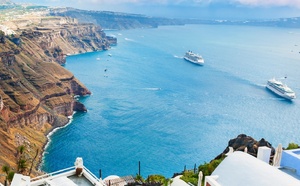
[41,24,300,178]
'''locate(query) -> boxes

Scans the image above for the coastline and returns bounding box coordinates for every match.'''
[65,49,107,57]
[37,112,75,172]
[35,42,100,174]
[37,92,92,172]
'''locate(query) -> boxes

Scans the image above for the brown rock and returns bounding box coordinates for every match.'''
[73,101,87,112]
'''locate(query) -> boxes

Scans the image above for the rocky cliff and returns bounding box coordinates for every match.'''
[0,18,116,179]
[49,8,185,30]
[214,134,276,162]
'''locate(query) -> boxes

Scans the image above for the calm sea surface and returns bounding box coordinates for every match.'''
[42,24,300,178]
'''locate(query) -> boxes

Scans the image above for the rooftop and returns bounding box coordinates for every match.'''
[10,157,135,186]
[205,150,300,186]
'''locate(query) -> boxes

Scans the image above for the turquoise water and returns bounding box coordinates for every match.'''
[42,24,300,178]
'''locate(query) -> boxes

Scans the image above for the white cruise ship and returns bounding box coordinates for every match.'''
[266,78,296,100]
[184,51,204,65]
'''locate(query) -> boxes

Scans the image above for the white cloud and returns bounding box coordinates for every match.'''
[232,0,300,8]
[69,0,300,8]
[17,0,300,9]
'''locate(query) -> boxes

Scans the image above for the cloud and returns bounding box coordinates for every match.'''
[232,0,300,8]
[68,0,300,8]
[18,0,300,10]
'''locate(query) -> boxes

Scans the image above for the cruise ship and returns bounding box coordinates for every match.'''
[184,51,204,65]
[266,78,296,100]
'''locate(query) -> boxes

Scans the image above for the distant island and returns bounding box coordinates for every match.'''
[49,7,300,29]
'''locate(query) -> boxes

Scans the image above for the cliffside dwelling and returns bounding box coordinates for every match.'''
[0,24,16,35]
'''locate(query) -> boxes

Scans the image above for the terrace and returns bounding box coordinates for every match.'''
[10,158,134,186]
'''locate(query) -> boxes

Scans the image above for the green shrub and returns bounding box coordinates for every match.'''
[286,143,299,150]
[196,156,225,186]
[180,170,198,185]
[147,174,166,183]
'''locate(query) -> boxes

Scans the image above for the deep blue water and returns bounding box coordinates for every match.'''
[42,24,300,178]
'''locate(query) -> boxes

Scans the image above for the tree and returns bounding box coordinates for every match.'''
[28,149,39,176]
[17,145,25,156]
[7,171,15,183]
[1,165,10,175]
[1,165,10,185]
[16,145,28,173]
[17,158,27,173]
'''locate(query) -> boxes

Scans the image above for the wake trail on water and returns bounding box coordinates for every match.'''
[140,87,162,91]
[124,38,135,42]
[207,62,271,92]
[173,55,183,59]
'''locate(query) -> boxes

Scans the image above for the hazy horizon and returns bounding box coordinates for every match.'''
[10,0,300,20]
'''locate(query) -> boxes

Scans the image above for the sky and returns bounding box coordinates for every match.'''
[11,0,300,20]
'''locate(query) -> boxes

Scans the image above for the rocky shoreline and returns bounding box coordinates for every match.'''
[37,111,75,172]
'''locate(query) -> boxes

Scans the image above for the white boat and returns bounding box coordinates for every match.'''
[266,78,296,100]
[184,51,204,65]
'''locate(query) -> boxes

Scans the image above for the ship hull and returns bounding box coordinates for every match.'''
[184,57,204,65]
[266,83,296,100]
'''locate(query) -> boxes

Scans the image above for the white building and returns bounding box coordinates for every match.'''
[11,157,135,186]
[205,150,300,186]
[0,24,16,35]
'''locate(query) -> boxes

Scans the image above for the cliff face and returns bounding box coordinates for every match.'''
[19,23,116,64]
[49,8,185,30]
[0,20,115,178]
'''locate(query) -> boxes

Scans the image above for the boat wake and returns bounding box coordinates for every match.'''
[125,38,135,42]
[141,87,161,91]
[267,96,290,101]
[174,55,183,59]
[255,83,267,88]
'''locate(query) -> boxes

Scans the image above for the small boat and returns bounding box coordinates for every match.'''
[184,50,204,65]
[266,78,296,100]
[96,57,100,60]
